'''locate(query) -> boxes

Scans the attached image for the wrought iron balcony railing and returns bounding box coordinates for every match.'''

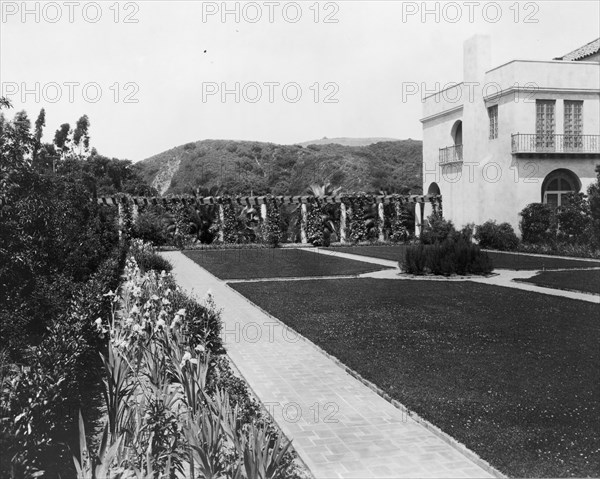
[439,144,463,164]
[511,134,600,154]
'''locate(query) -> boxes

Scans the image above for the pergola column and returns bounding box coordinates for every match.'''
[117,201,124,240]
[132,203,139,224]
[378,202,385,242]
[260,203,267,222]
[218,204,225,242]
[300,204,308,244]
[340,202,347,243]
[414,202,423,238]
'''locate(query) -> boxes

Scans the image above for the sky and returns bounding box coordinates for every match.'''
[1,0,599,162]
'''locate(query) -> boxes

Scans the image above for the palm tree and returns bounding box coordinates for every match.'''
[303,182,342,246]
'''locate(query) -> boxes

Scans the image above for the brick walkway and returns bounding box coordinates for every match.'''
[162,252,497,479]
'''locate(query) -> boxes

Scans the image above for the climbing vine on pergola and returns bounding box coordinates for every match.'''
[95,193,442,244]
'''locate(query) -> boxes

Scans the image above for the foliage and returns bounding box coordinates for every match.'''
[129,238,173,274]
[1,247,126,477]
[133,210,167,246]
[420,214,456,245]
[343,193,379,243]
[221,202,239,244]
[519,203,558,244]
[587,165,600,248]
[556,192,591,241]
[69,250,305,477]
[474,221,519,251]
[386,196,413,242]
[303,183,341,247]
[402,236,493,276]
[262,196,282,247]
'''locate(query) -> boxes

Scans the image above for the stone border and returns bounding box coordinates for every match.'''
[224,281,507,479]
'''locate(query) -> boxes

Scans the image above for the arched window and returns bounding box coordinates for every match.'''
[542,169,580,207]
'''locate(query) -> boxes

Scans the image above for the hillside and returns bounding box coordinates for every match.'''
[134,139,423,196]
[297,137,401,147]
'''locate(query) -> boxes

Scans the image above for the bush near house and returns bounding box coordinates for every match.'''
[474,221,519,251]
[402,236,493,276]
[518,166,600,254]
[420,215,456,244]
[519,203,558,244]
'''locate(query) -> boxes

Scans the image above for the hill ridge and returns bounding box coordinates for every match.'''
[134,139,423,197]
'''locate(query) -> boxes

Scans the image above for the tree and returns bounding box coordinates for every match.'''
[33,108,45,161]
[53,123,71,166]
[72,114,90,158]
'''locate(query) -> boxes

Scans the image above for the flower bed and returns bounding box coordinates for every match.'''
[74,244,307,477]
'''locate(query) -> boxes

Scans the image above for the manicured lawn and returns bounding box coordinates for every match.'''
[332,245,600,270]
[231,279,600,477]
[486,251,600,271]
[516,269,600,295]
[183,249,391,280]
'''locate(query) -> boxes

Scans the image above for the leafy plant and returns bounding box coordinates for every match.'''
[520,203,557,244]
[402,236,493,276]
[420,214,456,245]
[475,221,519,251]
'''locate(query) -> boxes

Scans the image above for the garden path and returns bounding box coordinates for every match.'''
[300,248,600,304]
[161,251,497,479]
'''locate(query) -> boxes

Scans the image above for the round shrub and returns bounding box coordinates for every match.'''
[556,193,590,241]
[475,220,519,251]
[420,215,456,244]
[520,203,557,244]
[401,236,493,276]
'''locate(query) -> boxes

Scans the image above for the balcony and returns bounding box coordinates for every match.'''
[439,145,463,164]
[511,134,600,157]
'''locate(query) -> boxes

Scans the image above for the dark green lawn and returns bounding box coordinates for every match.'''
[231,279,600,477]
[183,249,391,280]
[331,245,600,270]
[516,269,600,295]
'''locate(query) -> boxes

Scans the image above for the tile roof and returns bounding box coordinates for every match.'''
[554,38,600,61]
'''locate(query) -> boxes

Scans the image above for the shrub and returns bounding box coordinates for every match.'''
[420,215,456,244]
[130,239,173,274]
[459,223,475,243]
[556,192,591,241]
[402,236,493,276]
[520,203,557,244]
[475,220,519,251]
[1,246,126,477]
[134,210,167,246]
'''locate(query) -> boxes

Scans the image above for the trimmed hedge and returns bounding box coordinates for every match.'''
[475,221,519,251]
[402,237,493,276]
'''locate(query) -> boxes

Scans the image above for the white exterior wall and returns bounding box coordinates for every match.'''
[422,36,600,234]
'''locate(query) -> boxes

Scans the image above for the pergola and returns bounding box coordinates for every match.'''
[97,193,442,242]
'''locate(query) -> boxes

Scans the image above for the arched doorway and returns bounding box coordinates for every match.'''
[427,183,441,196]
[451,120,463,147]
[541,169,581,207]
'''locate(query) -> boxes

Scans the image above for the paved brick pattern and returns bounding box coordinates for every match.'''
[162,251,495,478]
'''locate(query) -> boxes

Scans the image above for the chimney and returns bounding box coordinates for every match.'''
[463,35,492,85]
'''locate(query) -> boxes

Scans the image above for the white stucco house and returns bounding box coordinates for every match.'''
[421,36,600,234]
